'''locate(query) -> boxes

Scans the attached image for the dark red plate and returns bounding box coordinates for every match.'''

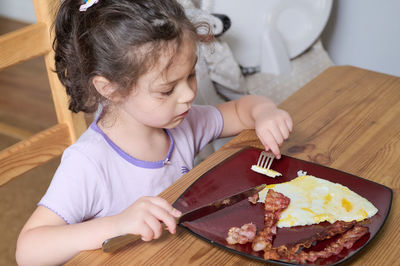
[173,147,392,265]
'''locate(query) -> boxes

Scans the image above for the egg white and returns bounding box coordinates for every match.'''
[258,175,378,228]
[251,165,282,177]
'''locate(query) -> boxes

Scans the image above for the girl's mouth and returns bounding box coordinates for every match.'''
[179,110,189,117]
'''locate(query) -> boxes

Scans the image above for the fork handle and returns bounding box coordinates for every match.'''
[102,233,141,253]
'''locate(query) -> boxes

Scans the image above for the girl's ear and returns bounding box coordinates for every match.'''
[92,76,118,100]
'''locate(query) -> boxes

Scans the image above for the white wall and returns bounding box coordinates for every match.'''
[0,0,36,24]
[321,0,400,77]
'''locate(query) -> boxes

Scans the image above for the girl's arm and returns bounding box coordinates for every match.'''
[16,197,180,266]
[216,95,293,159]
[16,206,118,266]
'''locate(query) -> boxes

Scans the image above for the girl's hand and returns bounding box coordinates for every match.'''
[253,103,293,159]
[217,95,293,158]
[115,196,182,241]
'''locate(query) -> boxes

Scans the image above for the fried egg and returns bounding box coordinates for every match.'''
[251,165,282,178]
[258,175,378,228]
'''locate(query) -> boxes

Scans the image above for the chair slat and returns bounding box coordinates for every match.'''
[0,121,33,140]
[0,123,72,186]
[0,0,88,185]
[0,23,50,70]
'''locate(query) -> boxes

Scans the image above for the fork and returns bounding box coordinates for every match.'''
[256,151,274,170]
[251,151,281,177]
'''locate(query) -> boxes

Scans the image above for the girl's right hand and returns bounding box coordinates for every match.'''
[115,196,182,241]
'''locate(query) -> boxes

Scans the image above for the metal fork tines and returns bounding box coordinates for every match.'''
[256,151,275,170]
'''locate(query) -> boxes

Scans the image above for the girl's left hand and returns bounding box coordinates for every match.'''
[253,104,293,159]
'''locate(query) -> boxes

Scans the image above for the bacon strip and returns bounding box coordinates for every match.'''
[226,223,257,245]
[248,193,259,204]
[286,220,357,253]
[303,225,368,262]
[252,190,290,251]
[226,188,369,264]
[267,224,369,263]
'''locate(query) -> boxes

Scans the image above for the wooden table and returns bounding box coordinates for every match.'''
[67,66,400,265]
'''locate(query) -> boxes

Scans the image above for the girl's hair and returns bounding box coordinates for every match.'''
[54,0,207,113]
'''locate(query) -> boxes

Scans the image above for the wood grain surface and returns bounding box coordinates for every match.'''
[0,0,87,186]
[0,16,60,266]
[67,66,399,265]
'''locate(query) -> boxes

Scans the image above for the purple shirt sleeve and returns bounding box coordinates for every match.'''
[183,105,223,154]
[38,149,105,224]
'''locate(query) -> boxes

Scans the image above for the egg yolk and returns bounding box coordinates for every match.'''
[279,214,296,226]
[342,198,353,212]
[324,194,332,204]
[301,207,315,214]
[314,214,334,223]
[357,209,369,220]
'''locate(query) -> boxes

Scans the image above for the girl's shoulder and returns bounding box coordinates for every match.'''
[185,104,222,124]
[171,105,223,150]
[60,125,115,168]
[65,126,105,153]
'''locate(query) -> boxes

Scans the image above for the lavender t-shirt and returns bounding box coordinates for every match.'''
[38,105,223,224]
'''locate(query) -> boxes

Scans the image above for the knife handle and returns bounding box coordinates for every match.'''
[102,234,141,253]
[102,223,170,253]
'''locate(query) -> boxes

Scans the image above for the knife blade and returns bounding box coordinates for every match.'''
[102,183,266,253]
[177,183,266,224]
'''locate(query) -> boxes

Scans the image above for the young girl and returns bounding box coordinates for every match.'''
[16,0,292,264]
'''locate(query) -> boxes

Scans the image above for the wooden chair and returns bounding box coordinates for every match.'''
[0,0,87,186]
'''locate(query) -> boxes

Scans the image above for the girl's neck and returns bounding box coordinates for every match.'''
[97,112,170,162]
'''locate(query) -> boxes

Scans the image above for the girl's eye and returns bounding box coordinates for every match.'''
[159,72,196,96]
[161,88,174,96]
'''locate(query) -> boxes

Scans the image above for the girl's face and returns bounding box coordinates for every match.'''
[118,37,198,129]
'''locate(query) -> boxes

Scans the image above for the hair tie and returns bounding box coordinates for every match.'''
[79,0,99,12]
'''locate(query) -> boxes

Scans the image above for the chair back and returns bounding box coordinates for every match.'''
[0,0,87,186]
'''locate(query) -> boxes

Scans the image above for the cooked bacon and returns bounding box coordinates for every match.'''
[226,223,257,245]
[252,190,290,252]
[287,220,356,253]
[252,226,274,251]
[226,188,369,264]
[264,189,291,213]
[264,248,280,260]
[264,224,369,263]
[248,193,259,204]
[297,225,369,263]
[264,245,300,262]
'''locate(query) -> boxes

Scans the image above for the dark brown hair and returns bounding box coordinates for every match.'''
[54,0,208,113]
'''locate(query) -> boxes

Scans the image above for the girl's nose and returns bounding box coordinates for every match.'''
[178,81,197,104]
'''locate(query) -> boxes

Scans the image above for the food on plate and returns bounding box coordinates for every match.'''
[252,190,290,251]
[284,220,356,253]
[251,165,282,177]
[226,174,374,264]
[248,193,259,204]
[263,223,369,263]
[226,188,369,264]
[257,175,378,227]
[226,223,257,245]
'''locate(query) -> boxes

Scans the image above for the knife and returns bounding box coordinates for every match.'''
[102,183,266,253]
